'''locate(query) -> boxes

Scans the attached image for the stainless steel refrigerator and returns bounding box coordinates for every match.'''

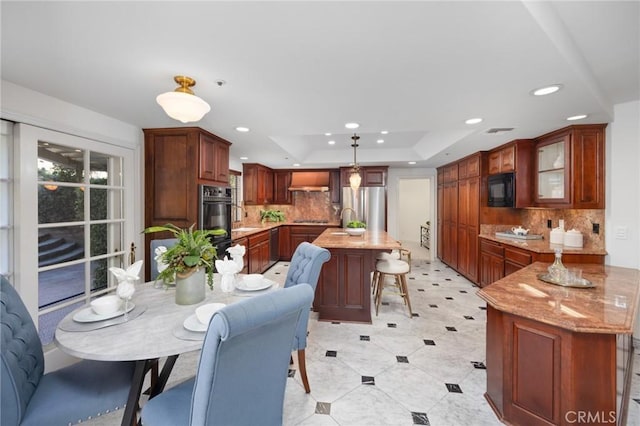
[341,187,386,231]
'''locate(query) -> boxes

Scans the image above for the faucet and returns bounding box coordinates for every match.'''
[339,207,357,221]
[232,204,247,220]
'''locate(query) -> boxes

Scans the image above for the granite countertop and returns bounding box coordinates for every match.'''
[477,262,640,334]
[479,233,607,256]
[231,221,341,239]
[312,228,402,250]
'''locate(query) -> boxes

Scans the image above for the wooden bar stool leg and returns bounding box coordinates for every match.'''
[401,274,413,318]
[375,272,385,316]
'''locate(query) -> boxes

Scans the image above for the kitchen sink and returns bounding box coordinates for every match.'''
[233,227,259,232]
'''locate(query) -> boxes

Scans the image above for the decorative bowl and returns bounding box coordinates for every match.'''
[243,274,264,289]
[195,303,226,325]
[90,295,123,315]
[345,228,366,236]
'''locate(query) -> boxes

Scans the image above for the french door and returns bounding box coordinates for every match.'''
[14,123,136,346]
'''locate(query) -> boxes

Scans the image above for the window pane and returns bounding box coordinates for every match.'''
[90,188,123,220]
[39,185,84,223]
[91,151,122,187]
[39,263,85,309]
[38,225,84,267]
[38,142,85,184]
[90,222,122,256]
[90,258,109,292]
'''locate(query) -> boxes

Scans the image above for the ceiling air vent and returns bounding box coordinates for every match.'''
[485,128,514,134]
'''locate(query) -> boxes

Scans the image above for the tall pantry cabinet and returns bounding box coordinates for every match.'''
[437,153,485,283]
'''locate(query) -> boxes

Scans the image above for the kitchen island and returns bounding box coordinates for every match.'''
[312,228,402,323]
[478,262,640,426]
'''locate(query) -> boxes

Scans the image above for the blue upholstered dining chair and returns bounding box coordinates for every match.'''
[284,241,331,393]
[141,284,315,426]
[0,275,136,426]
[150,238,178,280]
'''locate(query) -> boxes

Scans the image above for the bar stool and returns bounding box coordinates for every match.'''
[373,248,413,318]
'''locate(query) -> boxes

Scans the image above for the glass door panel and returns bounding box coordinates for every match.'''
[537,139,567,201]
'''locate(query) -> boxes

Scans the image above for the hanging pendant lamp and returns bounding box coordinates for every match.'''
[349,133,362,191]
[156,76,211,123]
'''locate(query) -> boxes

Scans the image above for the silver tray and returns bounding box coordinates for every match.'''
[536,273,595,289]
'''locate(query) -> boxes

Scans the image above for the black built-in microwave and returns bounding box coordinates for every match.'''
[487,172,515,207]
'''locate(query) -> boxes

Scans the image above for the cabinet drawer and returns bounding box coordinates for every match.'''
[248,230,269,245]
[504,247,532,266]
[480,239,504,257]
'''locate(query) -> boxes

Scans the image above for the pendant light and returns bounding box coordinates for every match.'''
[349,133,362,191]
[156,76,211,123]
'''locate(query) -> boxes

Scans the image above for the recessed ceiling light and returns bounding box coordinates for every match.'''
[531,84,563,96]
[240,156,248,160]
[345,122,360,129]
[293,163,300,167]
[465,118,483,125]
[380,130,389,134]
[328,140,336,145]
[377,139,384,144]
[567,114,587,121]
[408,161,417,165]
[325,132,332,136]
[235,126,250,132]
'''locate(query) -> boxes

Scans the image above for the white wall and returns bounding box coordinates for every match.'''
[398,178,430,243]
[603,100,640,340]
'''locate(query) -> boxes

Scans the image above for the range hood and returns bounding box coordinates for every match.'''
[288,171,330,192]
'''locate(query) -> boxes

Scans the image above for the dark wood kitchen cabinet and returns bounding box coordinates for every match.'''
[248,230,270,274]
[243,163,274,205]
[487,139,534,208]
[339,166,388,187]
[329,169,341,204]
[272,170,292,204]
[143,127,231,280]
[286,225,328,259]
[438,153,485,283]
[231,236,249,274]
[479,239,505,287]
[534,124,606,209]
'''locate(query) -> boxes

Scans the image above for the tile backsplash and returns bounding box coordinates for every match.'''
[482,209,605,251]
[239,192,339,225]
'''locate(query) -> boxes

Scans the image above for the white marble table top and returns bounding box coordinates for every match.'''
[54,274,280,361]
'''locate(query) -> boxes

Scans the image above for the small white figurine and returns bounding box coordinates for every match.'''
[226,244,246,273]
[109,260,143,318]
[215,256,242,292]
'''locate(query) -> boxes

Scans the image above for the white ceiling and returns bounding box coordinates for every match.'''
[2,1,638,169]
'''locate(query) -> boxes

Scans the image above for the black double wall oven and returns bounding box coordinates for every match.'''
[199,185,233,257]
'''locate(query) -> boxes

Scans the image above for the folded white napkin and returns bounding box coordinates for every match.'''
[109,260,143,300]
[215,256,242,275]
[226,244,246,272]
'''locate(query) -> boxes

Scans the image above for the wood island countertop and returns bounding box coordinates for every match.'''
[312,228,402,250]
[477,261,640,334]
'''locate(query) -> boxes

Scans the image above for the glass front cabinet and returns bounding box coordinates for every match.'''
[535,134,570,205]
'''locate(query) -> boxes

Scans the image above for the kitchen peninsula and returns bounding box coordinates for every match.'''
[312,228,401,323]
[478,262,640,426]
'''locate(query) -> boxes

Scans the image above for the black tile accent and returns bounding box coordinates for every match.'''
[362,376,375,385]
[274,271,281,274]
[412,313,420,318]
[445,297,454,300]
[382,302,390,306]
[479,306,487,310]
[326,350,337,357]
[315,402,331,415]
[432,283,440,286]
[445,278,452,281]
[459,290,468,293]
[331,321,341,324]
[411,412,430,425]
[396,355,409,363]
[429,304,438,308]
[471,361,486,369]
[360,335,370,341]
[446,383,462,393]
[633,398,640,405]
[288,369,296,378]
[464,315,475,320]
[446,326,457,332]
[422,273,429,275]
[434,269,441,272]
[418,288,425,292]
[387,323,397,328]
[409,277,415,280]
[423,339,436,346]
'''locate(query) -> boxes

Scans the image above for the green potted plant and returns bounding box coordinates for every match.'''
[345,220,367,236]
[143,223,227,304]
[260,209,286,223]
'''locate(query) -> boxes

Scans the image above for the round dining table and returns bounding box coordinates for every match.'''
[55,274,280,426]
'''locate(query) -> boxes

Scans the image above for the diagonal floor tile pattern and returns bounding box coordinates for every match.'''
[83,243,640,426]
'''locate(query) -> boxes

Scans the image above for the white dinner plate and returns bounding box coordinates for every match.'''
[73,303,136,323]
[183,314,207,333]
[235,278,273,292]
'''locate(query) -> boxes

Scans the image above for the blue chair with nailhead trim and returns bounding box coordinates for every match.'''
[0,275,135,426]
